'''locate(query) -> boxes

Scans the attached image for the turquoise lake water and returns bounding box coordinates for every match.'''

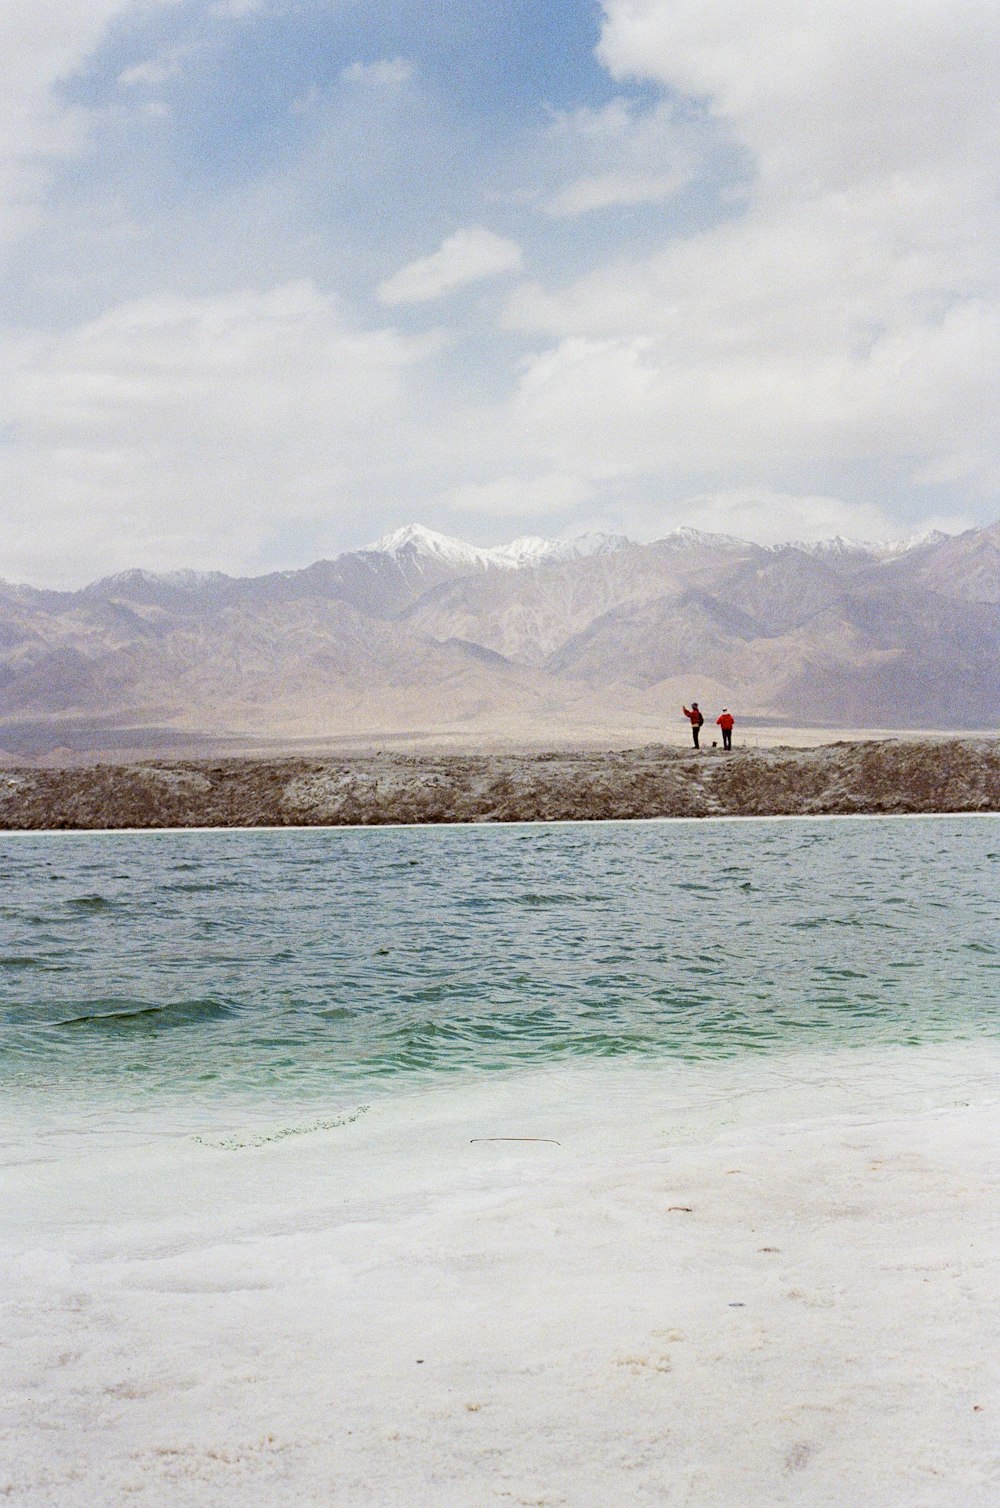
[1,816,997,1105]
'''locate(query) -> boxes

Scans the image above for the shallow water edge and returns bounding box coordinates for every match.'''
[2,807,1000,837]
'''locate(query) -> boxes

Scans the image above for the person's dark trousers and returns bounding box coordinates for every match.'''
[722,729,732,750]
[692,726,700,747]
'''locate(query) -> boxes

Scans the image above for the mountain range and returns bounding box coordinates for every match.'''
[2,520,999,755]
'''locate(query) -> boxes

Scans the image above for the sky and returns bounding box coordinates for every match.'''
[2,0,998,586]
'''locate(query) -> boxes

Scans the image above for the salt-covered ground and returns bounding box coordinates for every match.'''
[3,1043,1000,1505]
[2,736,1000,828]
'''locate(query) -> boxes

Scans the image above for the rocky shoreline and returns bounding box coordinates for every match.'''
[1,738,998,830]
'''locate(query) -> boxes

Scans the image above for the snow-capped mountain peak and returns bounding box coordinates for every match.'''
[655,526,751,551]
[84,566,231,598]
[871,529,949,559]
[366,524,633,572]
[491,531,632,567]
[364,521,954,577]
[367,524,492,570]
[491,535,558,567]
[787,529,949,561]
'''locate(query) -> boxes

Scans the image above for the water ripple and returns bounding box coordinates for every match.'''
[0,816,997,1097]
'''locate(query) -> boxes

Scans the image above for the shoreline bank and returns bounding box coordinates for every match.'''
[1,736,998,830]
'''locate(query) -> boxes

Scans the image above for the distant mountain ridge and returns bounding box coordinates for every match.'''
[11,519,950,600]
[1,520,998,754]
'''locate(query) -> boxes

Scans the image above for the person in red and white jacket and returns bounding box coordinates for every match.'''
[682,702,704,748]
[716,707,735,750]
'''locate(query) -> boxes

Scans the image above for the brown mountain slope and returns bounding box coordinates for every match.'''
[401,535,767,663]
[873,521,1000,603]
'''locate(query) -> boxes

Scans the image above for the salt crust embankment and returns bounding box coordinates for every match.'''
[1,737,999,829]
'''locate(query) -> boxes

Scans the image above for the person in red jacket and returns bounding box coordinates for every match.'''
[717,707,735,750]
[682,702,704,748]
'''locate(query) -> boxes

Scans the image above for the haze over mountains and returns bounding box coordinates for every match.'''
[1,520,999,756]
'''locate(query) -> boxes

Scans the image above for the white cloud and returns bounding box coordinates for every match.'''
[598,0,1000,191]
[545,170,686,217]
[0,0,278,254]
[120,4,275,92]
[341,57,413,88]
[443,472,594,517]
[119,46,188,90]
[2,1,997,585]
[502,297,1000,493]
[663,490,919,546]
[377,226,523,305]
[209,0,271,16]
[0,282,439,585]
[529,96,697,221]
[495,0,1000,500]
[0,1,159,247]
